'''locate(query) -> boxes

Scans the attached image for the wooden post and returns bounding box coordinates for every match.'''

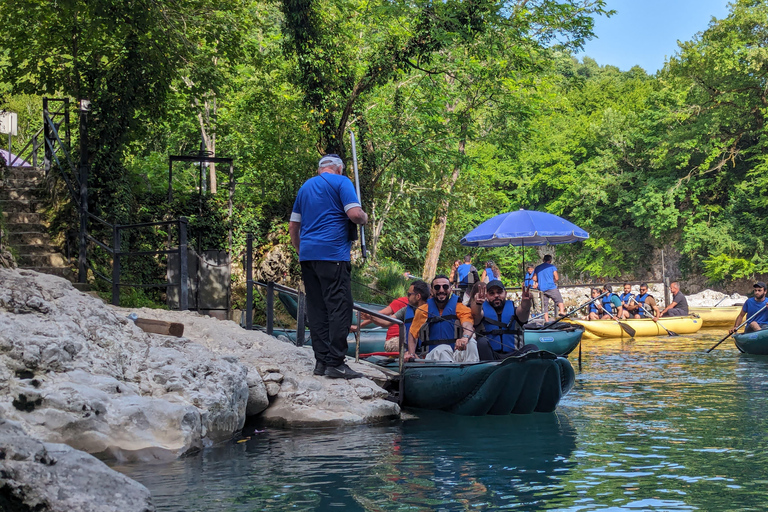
[664,277,671,308]
[246,233,253,330]
[266,281,274,335]
[179,217,189,311]
[296,290,306,347]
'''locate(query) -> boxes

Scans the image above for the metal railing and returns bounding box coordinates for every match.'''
[85,213,189,309]
[8,98,71,170]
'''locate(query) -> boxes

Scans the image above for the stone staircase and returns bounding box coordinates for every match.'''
[1,166,76,281]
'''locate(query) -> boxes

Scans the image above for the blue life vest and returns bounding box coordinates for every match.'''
[619,292,634,305]
[404,305,416,347]
[601,294,615,315]
[485,267,496,281]
[589,301,599,314]
[481,301,519,352]
[457,264,472,286]
[524,272,534,288]
[635,293,650,317]
[419,295,461,351]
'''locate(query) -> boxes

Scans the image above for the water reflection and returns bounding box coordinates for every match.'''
[117,332,768,511]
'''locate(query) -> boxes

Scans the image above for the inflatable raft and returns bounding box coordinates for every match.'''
[566,315,703,338]
[734,329,768,355]
[690,306,741,328]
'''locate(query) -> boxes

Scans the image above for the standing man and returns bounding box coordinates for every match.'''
[405,275,478,362]
[471,280,532,360]
[730,281,768,334]
[533,254,566,322]
[456,255,479,304]
[656,281,689,319]
[289,154,368,379]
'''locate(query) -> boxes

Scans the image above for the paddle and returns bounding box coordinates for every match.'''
[706,304,768,353]
[630,297,678,336]
[541,291,609,329]
[601,307,637,338]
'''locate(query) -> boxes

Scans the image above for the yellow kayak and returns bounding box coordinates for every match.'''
[689,306,741,328]
[566,316,703,338]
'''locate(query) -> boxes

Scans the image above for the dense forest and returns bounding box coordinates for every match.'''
[1,0,767,296]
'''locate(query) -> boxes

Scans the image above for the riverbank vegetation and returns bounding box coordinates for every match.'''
[1,0,766,291]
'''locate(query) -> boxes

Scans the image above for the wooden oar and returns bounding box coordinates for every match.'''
[706,304,768,353]
[602,308,637,338]
[630,297,678,336]
[541,292,609,329]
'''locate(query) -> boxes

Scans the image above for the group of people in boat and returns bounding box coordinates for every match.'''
[583,281,689,321]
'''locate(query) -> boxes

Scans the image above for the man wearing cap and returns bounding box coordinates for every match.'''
[471,280,533,360]
[289,154,369,379]
[730,282,768,334]
[656,281,689,319]
[533,254,566,322]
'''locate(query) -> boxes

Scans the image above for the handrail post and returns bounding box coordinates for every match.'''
[42,98,51,173]
[111,225,120,306]
[355,312,361,363]
[179,217,189,311]
[296,290,306,347]
[32,135,38,167]
[266,281,274,335]
[77,100,89,284]
[246,233,253,330]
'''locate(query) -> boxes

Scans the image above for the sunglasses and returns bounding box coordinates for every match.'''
[433,284,450,291]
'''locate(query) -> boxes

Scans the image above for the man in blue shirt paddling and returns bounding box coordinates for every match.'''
[289,154,369,379]
[730,281,768,334]
[533,255,565,322]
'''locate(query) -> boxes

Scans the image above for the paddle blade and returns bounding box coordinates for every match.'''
[666,329,679,337]
[619,322,636,337]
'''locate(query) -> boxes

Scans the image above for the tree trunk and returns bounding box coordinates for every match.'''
[422,125,467,280]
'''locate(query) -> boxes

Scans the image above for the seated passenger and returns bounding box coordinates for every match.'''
[626,283,659,318]
[587,288,603,320]
[730,281,768,334]
[471,280,533,361]
[405,275,478,362]
[656,281,689,319]
[618,283,634,319]
[360,280,430,352]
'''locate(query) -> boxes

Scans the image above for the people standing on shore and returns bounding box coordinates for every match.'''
[657,281,689,319]
[481,261,501,283]
[449,259,461,291]
[406,275,478,362]
[471,280,532,360]
[289,154,368,379]
[456,255,480,305]
[533,255,565,321]
[730,281,768,334]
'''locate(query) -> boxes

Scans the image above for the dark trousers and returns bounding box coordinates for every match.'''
[662,308,687,317]
[477,338,539,361]
[301,260,353,367]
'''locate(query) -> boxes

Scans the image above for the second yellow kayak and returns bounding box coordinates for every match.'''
[567,316,703,338]
[690,306,741,327]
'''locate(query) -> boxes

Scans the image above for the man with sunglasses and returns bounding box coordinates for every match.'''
[405,275,478,362]
[289,154,369,379]
[471,280,532,360]
[625,283,659,319]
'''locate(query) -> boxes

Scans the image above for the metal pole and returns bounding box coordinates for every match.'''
[32,136,38,167]
[246,233,253,330]
[43,98,51,173]
[78,102,88,283]
[266,281,274,335]
[112,226,120,306]
[296,290,306,347]
[179,217,189,311]
[355,312,361,363]
[348,130,367,259]
[228,161,234,255]
[398,323,405,406]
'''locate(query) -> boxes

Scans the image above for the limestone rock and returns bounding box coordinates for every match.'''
[0,418,155,512]
[686,289,748,307]
[0,269,249,462]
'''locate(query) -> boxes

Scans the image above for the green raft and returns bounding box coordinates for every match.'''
[734,329,768,355]
[373,350,575,415]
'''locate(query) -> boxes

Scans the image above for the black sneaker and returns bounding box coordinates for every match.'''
[324,363,364,379]
[313,361,326,376]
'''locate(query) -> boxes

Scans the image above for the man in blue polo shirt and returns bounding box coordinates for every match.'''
[533,254,565,322]
[289,154,369,379]
[730,281,768,334]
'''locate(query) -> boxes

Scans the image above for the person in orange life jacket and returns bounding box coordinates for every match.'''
[405,275,478,362]
[730,281,768,334]
[533,254,565,321]
[625,283,659,318]
[456,255,480,305]
[618,283,635,319]
[481,261,501,284]
[359,280,430,352]
[289,154,368,380]
[656,281,689,319]
[470,280,534,361]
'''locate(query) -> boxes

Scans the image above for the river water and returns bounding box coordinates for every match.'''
[114,331,768,511]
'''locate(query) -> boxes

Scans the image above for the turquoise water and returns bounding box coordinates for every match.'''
[115,332,768,511]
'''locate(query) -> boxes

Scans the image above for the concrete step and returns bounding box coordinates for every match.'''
[17,253,69,267]
[7,232,51,245]
[1,211,43,224]
[0,199,44,213]
[3,176,45,188]
[5,223,48,234]
[0,188,46,201]
[19,266,76,281]
[3,167,45,180]
[12,244,58,255]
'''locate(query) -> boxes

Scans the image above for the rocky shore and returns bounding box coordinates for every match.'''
[0,268,399,510]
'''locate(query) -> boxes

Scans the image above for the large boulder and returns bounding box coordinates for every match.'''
[0,417,155,512]
[0,269,249,461]
[120,308,401,427]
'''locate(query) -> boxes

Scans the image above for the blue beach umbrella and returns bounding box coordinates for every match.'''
[460,209,589,288]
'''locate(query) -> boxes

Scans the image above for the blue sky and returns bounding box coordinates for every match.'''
[577,0,732,73]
